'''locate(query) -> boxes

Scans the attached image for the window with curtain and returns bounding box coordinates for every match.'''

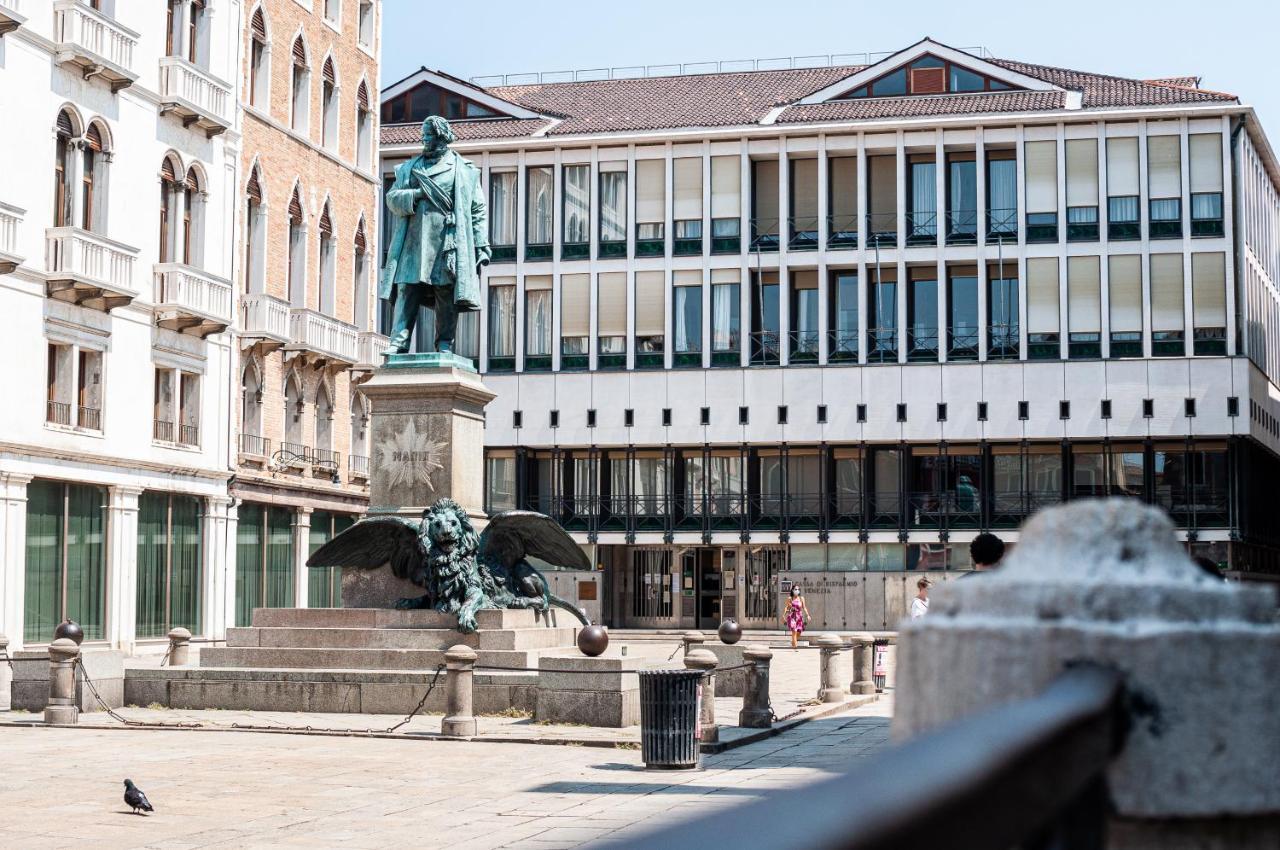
[947,156,976,242]
[634,271,665,361]
[1026,257,1061,359]
[633,455,669,515]
[751,159,780,245]
[711,271,740,358]
[487,283,515,359]
[525,278,552,359]
[790,271,819,360]
[1065,139,1099,241]
[673,157,702,252]
[1108,255,1142,357]
[488,171,517,249]
[597,272,627,360]
[1150,253,1185,355]
[866,154,897,244]
[599,167,627,245]
[988,264,1019,359]
[560,273,590,359]
[986,155,1017,238]
[235,503,296,627]
[829,156,858,245]
[562,164,590,246]
[790,158,819,248]
[673,270,702,361]
[1023,140,1058,242]
[1191,252,1227,354]
[1106,137,1140,238]
[526,166,553,253]
[867,266,898,362]
[1189,134,1224,236]
[710,155,741,249]
[908,159,937,243]
[751,271,780,364]
[308,511,352,608]
[695,453,743,516]
[486,453,517,513]
[1147,134,1182,237]
[635,159,665,246]
[907,270,938,361]
[1067,256,1102,358]
[830,271,858,360]
[948,270,979,359]
[136,492,201,638]
[24,480,106,643]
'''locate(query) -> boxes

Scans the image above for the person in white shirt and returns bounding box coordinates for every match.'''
[909,577,932,619]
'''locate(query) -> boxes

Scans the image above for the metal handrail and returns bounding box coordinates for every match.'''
[627,665,1125,850]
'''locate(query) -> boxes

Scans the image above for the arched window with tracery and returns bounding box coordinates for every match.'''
[287,184,306,306]
[249,7,269,107]
[244,165,266,294]
[318,201,335,315]
[53,110,78,228]
[81,122,109,233]
[321,56,338,151]
[353,217,369,330]
[290,36,310,133]
[356,80,373,169]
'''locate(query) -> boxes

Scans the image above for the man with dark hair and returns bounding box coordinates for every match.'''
[969,532,1006,570]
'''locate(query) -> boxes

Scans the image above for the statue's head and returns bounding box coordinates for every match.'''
[422,498,477,554]
[420,115,455,156]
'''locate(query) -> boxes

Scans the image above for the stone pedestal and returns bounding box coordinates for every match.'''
[535,654,650,727]
[12,648,125,712]
[894,500,1280,849]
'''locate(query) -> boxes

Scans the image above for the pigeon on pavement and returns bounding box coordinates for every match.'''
[123,779,154,815]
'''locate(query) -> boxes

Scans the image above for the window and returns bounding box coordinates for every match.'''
[1184,398,1197,418]
[1101,399,1112,419]
[597,272,626,367]
[673,158,702,255]
[1143,399,1155,418]
[988,262,1019,359]
[1106,137,1140,240]
[662,408,672,426]
[710,155,741,253]
[46,342,103,431]
[290,37,310,133]
[562,164,590,257]
[357,0,374,46]
[321,58,338,151]
[308,512,353,608]
[751,159,780,250]
[314,385,334,465]
[524,276,552,369]
[244,166,266,294]
[738,406,749,425]
[1148,135,1182,239]
[751,271,780,366]
[948,268,979,360]
[673,270,702,367]
[353,219,369,329]
[635,158,665,254]
[349,393,368,472]
[1189,134,1224,237]
[136,492,202,637]
[1024,140,1058,242]
[283,374,304,450]
[866,154,897,246]
[946,154,977,244]
[1065,139,1099,241]
[486,453,517,513]
[324,0,339,22]
[598,165,627,256]
[624,408,635,427]
[700,407,711,426]
[1227,397,1239,417]
[287,186,306,306]
[1106,255,1142,357]
[867,265,898,363]
[856,404,867,423]
[789,271,818,363]
[241,365,263,451]
[829,271,858,362]
[488,171,516,260]
[1150,254,1185,355]
[560,273,589,368]
[777,405,788,425]
[977,402,988,421]
[356,82,373,169]
[907,158,937,245]
[79,122,109,233]
[317,203,336,314]
[937,403,948,422]
[486,280,515,370]
[817,404,827,424]
[1018,401,1029,420]
[153,366,200,446]
[587,409,597,428]
[249,8,269,107]
[635,271,665,367]
[710,270,740,365]
[235,503,295,626]
[1067,256,1101,359]
[790,158,819,250]
[379,82,498,124]
[526,166,553,260]
[1059,401,1071,420]
[1191,253,1227,355]
[53,110,76,228]
[1026,257,1060,359]
[159,157,181,263]
[829,156,858,247]
[907,268,937,361]
[986,153,1017,240]
[23,480,107,642]
[896,403,907,423]
[188,0,207,65]
[181,167,204,266]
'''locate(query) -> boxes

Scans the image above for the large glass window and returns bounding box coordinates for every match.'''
[789,271,819,363]
[907,159,937,244]
[524,280,552,367]
[562,164,590,256]
[486,453,517,513]
[946,156,977,243]
[751,271,780,365]
[870,448,901,524]
[307,511,353,608]
[235,504,295,627]
[525,166,553,260]
[560,274,589,368]
[488,171,516,261]
[868,267,898,363]
[833,449,863,521]
[988,264,1019,359]
[907,270,938,361]
[947,270,979,360]
[487,283,515,368]
[673,273,702,366]
[829,271,858,362]
[711,273,740,365]
[24,480,106,643]
[1148,135,1182,239]
[986,155,1017,239]
[136,492,202,638]
[598,168,627,255]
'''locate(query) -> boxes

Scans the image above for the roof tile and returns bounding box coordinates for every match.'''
[778,90,1066,123]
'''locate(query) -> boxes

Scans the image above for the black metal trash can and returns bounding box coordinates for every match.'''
[638,669,703,769]
[873,639,889,691]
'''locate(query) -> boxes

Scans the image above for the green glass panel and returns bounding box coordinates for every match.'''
[169,495,202,634]
[135,491,168,638]
[235,504,264,627]
[308,511,333,608]
[266,506,295,609]
[63,483,105,641]
[23,480,63,643]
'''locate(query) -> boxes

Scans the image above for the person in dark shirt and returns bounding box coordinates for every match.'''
[969,533,1006,570]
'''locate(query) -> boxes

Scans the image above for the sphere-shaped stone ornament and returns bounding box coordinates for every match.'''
[54,619,84,645]
[577,624,609,657]
[717,619,743,645]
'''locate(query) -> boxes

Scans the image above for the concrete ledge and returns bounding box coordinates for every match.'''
[12,650,125,712]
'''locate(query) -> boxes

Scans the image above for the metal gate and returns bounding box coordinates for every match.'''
[741,547,787,628]
[627,548,676,625]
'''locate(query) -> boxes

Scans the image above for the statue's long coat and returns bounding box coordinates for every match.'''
[379,150,490,310]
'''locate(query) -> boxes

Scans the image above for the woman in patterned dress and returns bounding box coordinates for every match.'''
[782,584,810,648]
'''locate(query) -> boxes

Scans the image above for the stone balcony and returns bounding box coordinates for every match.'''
[52,0,138,91]
[45,226,138,311]
[354,329,389,372]
[153,263,233,337]
[0,0,27,38]
[286,308,359,367]
[0,202,23,274]
[240,292,291,349]
[158,57,232,137]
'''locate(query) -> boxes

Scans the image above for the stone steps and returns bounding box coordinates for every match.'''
[249,607,572,631]
[226,625,578,652]
[198,645,547,671]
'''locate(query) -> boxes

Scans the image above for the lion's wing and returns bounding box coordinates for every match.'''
[479,511,591,572]
[306,516,426,581]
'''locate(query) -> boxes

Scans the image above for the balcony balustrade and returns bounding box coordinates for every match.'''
[153,419,174,443]
[286,308,359,366]
[153,263,233,337]
[45,226,139,311]
[240,292,290,347]
[349,454,370,479]
[158,57,232,137]
[354,329,390,371]
[238,433,270,459]
[0,1,24,40]
[52,0,138,91]
[0,202,23,273]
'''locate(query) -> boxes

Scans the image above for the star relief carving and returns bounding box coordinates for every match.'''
[378,420,445,492]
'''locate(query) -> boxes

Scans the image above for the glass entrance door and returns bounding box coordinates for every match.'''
[696,550,721,629]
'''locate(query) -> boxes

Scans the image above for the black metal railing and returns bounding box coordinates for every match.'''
[153,419,174,442]
[349,454,369,477]
[239,433,270,457]
[865,212,897,247]
[988,326,1020,359]
[787,330,819,364]
[827,213,858,248]
[278,442,311,466]
[866,328,897,363]
[986,207,1018,242]
[47,400,71,426]
[749,330,781,366]
[828,329,858,362]
[948,328,980,361]
[178,424,199,446]
[946,209,978,245]
[749,217,780,251]
[907,328,939,362]
[311,448,340,472]
[627,666,1125,850]
[788,215,819,251]
[77,406,101,431]
[906,211,938,245]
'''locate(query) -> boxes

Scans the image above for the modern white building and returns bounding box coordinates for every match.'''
[0,0,241,652]
[380,40,1280,631]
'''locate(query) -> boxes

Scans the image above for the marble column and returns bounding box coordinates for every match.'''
[0,473,33,652]
[291,506,313,609]
[105,485,143,654]
[201,496,233,639]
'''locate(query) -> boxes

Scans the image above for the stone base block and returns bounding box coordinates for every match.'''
[11,650,124,712]
[250,606,570,631]
[533,654,652,727]
[340,567,428,610]
[536,688,640,729]
[704,644,750,696]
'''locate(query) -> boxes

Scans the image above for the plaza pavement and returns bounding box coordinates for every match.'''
[0,697,892,849]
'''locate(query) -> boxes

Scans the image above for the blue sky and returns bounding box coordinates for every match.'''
[381,0,1278,139]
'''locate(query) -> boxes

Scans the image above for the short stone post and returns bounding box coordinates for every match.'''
[0,634,11,712]
[895,499,1280,848]
[684,647,719,743]
[738,644,773,729]
[44,638,80,726]
[849,632,876,695]
[681,630,705,657]
[816,633,845,703]
[441,644,477,737]
[167,627,192,667]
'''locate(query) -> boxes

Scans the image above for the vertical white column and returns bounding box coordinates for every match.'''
[202,496,233,640]
[0,473,33,652]
[1098,130,1111,359]
[935,129,947,363]
[778,149,790,367]
[896,131,907,365]
[816,136,829,365]
[1057,123,1069,360]
[1056,123,1067,248]
[514,151,527,372]
[739,142,751,369]
[701,142,712,370]
[106,485,143,654]
[551,148,563,373]
[1180,120,1193,357]
[856,133,867,254]
[1221,115,1237,357]
[292,506,312,609]
[976,126,989,360]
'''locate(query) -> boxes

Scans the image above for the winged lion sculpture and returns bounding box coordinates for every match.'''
[306,498,592,633]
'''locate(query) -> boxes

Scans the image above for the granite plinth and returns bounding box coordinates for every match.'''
[383,351,477,373]
[534,653,656,727]
[11,649,124,712]
[340,565,427,610]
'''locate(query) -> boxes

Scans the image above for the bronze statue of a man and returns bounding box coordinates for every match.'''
[380,116,490,355]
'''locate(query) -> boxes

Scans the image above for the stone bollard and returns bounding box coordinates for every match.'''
[167,627,192,667]
[849,632,876,695]
[441,644,478,737]
[816,633,845,703]
[684,648,719,744]
[0,634,11,712]
[738,644,773,729]
[895,499,1280,849]
[44,638,80,726]
[681,630,705,657]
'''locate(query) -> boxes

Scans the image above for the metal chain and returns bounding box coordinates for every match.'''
[0,647,12,672]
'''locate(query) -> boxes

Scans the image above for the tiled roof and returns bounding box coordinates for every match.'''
[990,60,1236,108]
[382,118,551,145]
[1145,76,1202,90]
[777,90,1066,124]
[487,66,864,135]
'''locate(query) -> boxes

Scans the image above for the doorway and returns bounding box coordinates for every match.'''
[695,549,721,629]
